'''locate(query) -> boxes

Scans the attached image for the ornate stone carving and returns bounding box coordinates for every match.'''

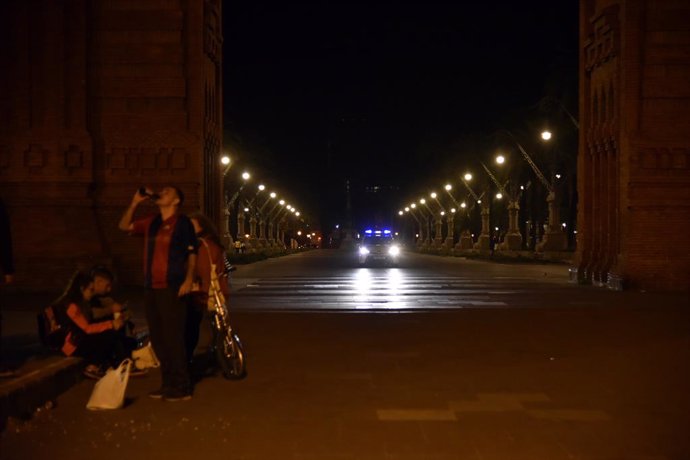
[24,144,47,168]
[203,1,222,65]
[634,147,690,170]
[64,145,83,169]
[585,5,620,72]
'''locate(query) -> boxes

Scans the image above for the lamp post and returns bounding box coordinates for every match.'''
[265,198,284,249]
[255,191,276,248]
[483,155,522,251]
[498,129,567,252]
[403,206,421,245]
[536,130,567,252]
[233,171,251,243]
[411,202,430,249]
[220,155,233,248]
[266,200,285,248]
[418,198,434,248]
[429,192,445,249]
[461,172,490,251]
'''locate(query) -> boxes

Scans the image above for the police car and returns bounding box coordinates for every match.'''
[358,229,401,266]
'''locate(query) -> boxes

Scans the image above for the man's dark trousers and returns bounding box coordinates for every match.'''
[145,288,190,393]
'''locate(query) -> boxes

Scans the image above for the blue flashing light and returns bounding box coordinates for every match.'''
[383,229,391,234]
[374,230,382,234]
[364,229,373,234]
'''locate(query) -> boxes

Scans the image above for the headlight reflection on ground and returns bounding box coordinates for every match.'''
[352,268,407,309]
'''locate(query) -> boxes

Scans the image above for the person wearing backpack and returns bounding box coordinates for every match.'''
[50,271,138,379]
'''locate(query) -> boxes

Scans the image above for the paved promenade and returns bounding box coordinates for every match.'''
[1,250,688,459]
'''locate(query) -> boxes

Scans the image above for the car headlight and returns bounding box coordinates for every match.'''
[388,245,400,256]
[359,247,370,255]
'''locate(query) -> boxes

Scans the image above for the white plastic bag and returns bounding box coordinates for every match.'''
[86,359,132,410]
[132,343,160,370]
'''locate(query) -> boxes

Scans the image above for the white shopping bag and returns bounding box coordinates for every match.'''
[132,343,160,370]
[86,359,132,410]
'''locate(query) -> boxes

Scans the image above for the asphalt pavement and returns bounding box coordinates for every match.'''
[1,249,688,460]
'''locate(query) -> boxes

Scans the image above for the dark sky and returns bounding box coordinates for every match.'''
[222,2,579,232]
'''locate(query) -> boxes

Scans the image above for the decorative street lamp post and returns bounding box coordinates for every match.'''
[409,203,425,248]
[499,129,567,252]
[461,172,490,251]
[429,192,445,249]
[483,157,522,251]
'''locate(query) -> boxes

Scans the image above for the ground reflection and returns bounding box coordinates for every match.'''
[352,268,407,309]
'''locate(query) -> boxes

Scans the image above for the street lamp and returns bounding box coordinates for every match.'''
[221,155,231,166]
[464,173,472,181]
[242,171,250,181]
[541,130,552,141]
[495,154,505,165]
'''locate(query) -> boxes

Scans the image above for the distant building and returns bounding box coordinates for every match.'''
[0,0,223,287]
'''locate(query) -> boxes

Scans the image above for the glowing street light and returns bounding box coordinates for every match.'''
[495,155,505,165]
[270,192,277,198]
[258,184,266,191]
[496,193,503,200]
[464,173,472,181]
[460,202,467,208]
[430,192,437,199]
[242,171,251,180]
[541,130,552,141]
[419,198,426,204]
[445,184,452,191]
[398,210,404,216]
[220,155,231,166]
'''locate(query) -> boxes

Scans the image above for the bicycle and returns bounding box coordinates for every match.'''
[207,263,246,380]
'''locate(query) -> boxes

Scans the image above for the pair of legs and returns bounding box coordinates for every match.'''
[75,329,136,369]
[145,288,191,395]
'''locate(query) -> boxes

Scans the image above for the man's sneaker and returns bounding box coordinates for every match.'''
[83,365,105,380]
[148,387,167,399]
[163,389,192,402]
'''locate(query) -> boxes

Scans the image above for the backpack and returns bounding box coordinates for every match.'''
[36,305,68,350]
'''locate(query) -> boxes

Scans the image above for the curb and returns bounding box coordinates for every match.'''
[0,356,83,431]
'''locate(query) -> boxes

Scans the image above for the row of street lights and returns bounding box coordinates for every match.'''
[220,154,307,252]
[397,130,572,253]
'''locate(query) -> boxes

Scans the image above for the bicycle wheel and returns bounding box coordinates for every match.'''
[215,330,246,380]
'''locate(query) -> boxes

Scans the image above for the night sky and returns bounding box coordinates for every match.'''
[222,2,579,233]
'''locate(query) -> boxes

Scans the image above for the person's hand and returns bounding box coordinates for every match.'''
[112,317,125,330]
[3,274,14,285]
[131,188,150,207]
[178,279,193,297]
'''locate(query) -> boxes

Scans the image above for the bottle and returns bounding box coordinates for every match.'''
[138,187,160,200]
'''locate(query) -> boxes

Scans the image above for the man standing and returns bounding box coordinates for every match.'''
[0,197,15,378]
[119,186,197,401]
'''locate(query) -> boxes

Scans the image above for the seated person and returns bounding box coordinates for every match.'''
[88,266,135,332]
[50,271,143,379]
